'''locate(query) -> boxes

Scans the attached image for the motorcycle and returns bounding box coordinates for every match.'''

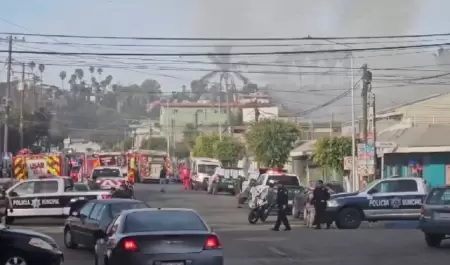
[248,193,274,224]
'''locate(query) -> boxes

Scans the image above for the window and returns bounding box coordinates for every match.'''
[426,188,450,205]
[92,168,121,178]
[110,202,148,217]
[370,179,418,193]
[255,175,265,186]
[89,204,105,221]
[35,181,58,194]
[80,202,95,217]
[124,211,207,233]
[197,164,218,175]
[106,215,121,236]
[11,182,35,196]
[267,175,300,186]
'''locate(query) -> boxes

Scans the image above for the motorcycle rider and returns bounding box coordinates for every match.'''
[110,184,133,198]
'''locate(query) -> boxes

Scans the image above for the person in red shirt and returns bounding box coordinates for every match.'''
[180,163,191,190]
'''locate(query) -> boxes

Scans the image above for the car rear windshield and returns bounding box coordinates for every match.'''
[124,211,207,233]
[426,188,450,205]
[198,164,218,175]
[93,168,121,178]
[268,175,300,186]
[110,202,148,216]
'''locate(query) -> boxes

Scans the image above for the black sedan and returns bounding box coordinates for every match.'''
[94,208,224,265]
[0,224,63,265]
[63,198,149,250]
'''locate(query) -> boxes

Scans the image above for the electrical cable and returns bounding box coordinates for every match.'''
[3,31,450,41]
[1,42,449,56]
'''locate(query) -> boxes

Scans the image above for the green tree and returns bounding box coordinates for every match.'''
[212,136,245,166]
[312,136,352,174]
[245,119,300,168]
[192,134,221,158]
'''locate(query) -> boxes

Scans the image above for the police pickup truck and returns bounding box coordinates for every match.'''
[326,176,427,229]
[1,177,111,224]
[247,170,304,210]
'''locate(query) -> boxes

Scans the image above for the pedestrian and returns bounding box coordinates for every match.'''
[272,182,291,231]
[181,163,191,191]
[159,166,167,193]
[312,180,330,229]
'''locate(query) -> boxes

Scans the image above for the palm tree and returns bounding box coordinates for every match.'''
[89,66,95,76]
[38,64,45,83]
[59,71,67,90]
[28,61,36,73]
[97,67,103,79]
[75,68,84,81]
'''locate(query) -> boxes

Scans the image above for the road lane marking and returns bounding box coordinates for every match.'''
[267,246,288,257]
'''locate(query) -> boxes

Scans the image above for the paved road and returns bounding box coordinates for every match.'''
[9,183,450,265]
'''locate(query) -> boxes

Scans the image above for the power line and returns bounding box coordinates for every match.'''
[3,32,450,41]
[1,42,449,57]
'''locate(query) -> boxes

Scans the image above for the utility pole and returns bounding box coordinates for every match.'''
[3,36,12,156]
[19,63,26,149]
[147,123,153,150]
[361,64,372,143]
[225,77,231,133]
[371,93,377,177]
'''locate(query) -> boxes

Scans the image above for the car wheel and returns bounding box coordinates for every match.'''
[248,209,259,224]
[4,216,14,225]
[64,227,78,249]
[336,207,362,229]
[1,253,28,265]
[425,233,443,247]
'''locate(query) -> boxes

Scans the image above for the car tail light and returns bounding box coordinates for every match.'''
[101,194,111,199]
[204,235,221,249]
[122,238,139,252]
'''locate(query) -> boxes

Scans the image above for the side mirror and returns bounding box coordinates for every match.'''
[71,211,79,217]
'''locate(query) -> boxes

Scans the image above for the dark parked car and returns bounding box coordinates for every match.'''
[63,198,149,250]
[418,185,450,247]
[0,224,63,265]
[94,208,224,265]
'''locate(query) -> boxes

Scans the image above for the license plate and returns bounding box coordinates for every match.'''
[228,185,234,188]
[288,200,293,205]
[161,263,184,265]
[434,212,450,220]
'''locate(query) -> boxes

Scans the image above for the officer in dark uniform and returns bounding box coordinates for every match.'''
[312,180,330,229]
[272,182,291,231]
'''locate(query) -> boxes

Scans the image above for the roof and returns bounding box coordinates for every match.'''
[378,125,450,153]
[290,140,317,157]
[121,208,197,214]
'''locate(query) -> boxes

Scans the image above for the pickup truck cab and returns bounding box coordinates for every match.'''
[3,177,111,224]
[326,176,427,229]
[248,171,304,209]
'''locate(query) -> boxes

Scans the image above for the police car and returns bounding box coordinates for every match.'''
[326,176,427,229]
[2,176,111,224]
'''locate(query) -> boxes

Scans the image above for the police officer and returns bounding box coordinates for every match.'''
[272,182,291,231]
[312,180,330,229]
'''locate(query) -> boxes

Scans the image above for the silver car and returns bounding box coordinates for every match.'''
[95,208,224,265]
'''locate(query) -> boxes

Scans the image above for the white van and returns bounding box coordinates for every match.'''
[190,157,221,190]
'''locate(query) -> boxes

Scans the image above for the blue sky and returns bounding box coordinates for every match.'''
[1,0,450,120]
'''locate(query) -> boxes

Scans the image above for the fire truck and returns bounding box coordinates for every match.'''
[12,153,66,180]
[96,152,128,174]
[128,150,167,183]
[62,150,88,182]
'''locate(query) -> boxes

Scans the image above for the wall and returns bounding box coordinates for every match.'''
[160,107,234,131]
[383,152,449,187]
[242,106,279,123]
